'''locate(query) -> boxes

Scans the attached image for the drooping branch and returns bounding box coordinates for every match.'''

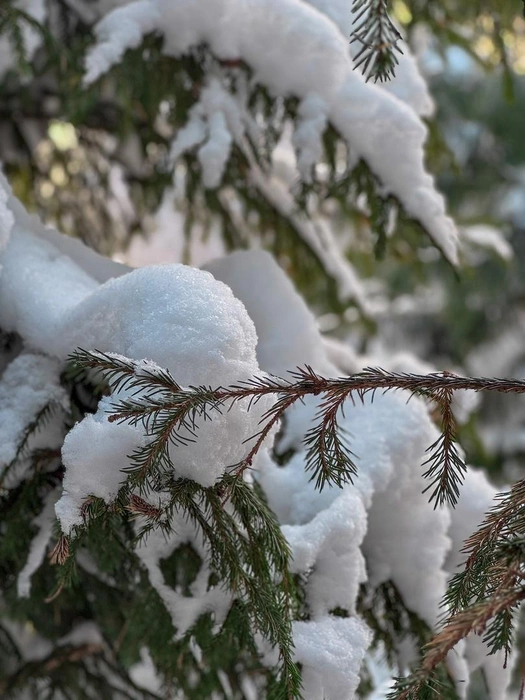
[422,388,466,509]
[71,350,525,507]
[61,350,525,696]
[444,479,525,628]
[389,588,525,700]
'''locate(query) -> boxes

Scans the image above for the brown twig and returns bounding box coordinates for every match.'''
[396,588,525,699]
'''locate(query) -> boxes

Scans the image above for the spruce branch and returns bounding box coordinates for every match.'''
[422,388,467,509]
[394,481,525,697]
[50,403,302,699]
[136,474,300,695]
[303,380,358,490]
[0,4,63,77]
[69,351,525,506]
[389,588,525,700]
[358,580,433,669]
[66,351,525,696]
[351,0,403,82]
[441,478,525,665]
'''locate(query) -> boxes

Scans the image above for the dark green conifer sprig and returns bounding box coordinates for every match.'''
[67,350,525,698]
[61,351,304,698]
[358,580,432,668]
[303,389,358,490]
[55,480,302,698]
[390,480,525,697]
[389,588,525,700]
[70,350,525,507]
[70,352,359,492]
[0,8,455,316]
[359,582,460,699]
[422,388,467,509]
[0,4,63,76]
[351,0,403,82]
[445,479,525,611]
[0,640,163,700]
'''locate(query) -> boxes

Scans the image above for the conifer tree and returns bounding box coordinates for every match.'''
[0,2,524,699]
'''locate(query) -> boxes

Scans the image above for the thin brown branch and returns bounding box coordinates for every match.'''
[126,494,162,519]
[49,535,70,566]
[0,643,104,696]
[462,479,525,561]
[111,367,525,410]
[74,351,525,507]
[396,588,525,700]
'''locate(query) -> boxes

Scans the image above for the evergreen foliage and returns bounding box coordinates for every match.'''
[38,348,525,697]
[351,1,402,82]
[1,1,525,699]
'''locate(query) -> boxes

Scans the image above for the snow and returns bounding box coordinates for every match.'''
[0,191,274,532]
[198,111,233,189]
[205,250,336,375]
[55,264,259,378]
[129,648,164,695]
[293,94,329,181]
[282,489,368,617]
[303,0,352,36]
[293,616,372,700]
[84,0,459,263]
[174,78,244,189]
[59,621,105,648]
[221,251,455,691]
[322,336,360,374]
[0,180,497,695]
[170,106,207,163]
[17,487,61,598]
[305,0,434,117]
[85,0,352,98]
[0,354,68,482]
[0,618,53,662]
[460,224,513,263]
[330,75,458,263]
[246,158,373,311]
[0,232,98,354]
[362,407,451,627]
[270,386,452,633]
[53,270,275,530]
[0,8,503,688]
[84,0,162,85]
[0,172,15,254]
[381,49,435,117]
[55,403,147,533]
[122,190,225,268]
[0,175,128,284]
[135,509,231,637]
